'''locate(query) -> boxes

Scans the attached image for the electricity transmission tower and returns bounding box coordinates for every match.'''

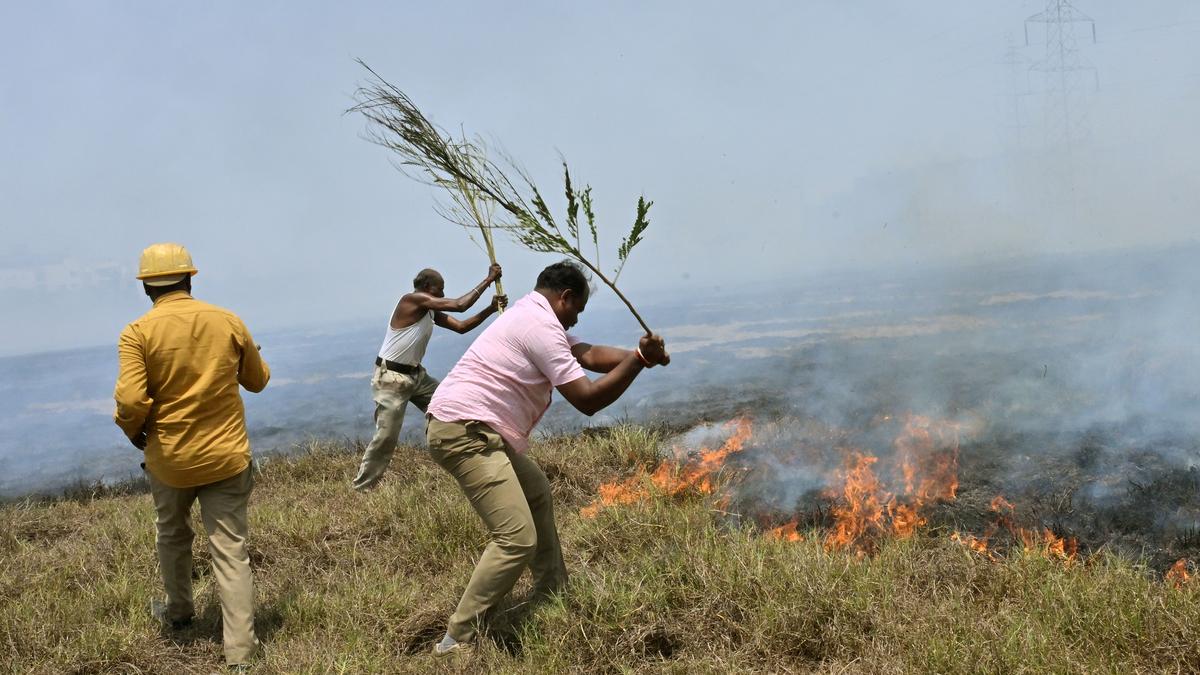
[1024,0,1098,152]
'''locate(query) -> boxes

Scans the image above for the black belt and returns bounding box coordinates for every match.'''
[375,357,421,375]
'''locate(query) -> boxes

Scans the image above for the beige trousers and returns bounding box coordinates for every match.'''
[148,465,258,665]
[353,364,440,491]
[426,417,568,642]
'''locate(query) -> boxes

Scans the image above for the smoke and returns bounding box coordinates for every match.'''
[606,240,1200,558]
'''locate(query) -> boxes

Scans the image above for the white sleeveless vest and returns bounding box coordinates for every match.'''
[377,310,434,365]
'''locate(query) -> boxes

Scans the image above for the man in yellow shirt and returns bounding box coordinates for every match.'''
[113,243,269,668]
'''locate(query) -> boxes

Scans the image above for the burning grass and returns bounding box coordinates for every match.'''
[579,416,754,518]
[2,426,1199,673]
[585,413,975,556]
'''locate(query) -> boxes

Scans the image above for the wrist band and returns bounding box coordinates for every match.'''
[635,347,652,367]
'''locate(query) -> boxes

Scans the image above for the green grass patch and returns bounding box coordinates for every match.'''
[2,425,1197,673]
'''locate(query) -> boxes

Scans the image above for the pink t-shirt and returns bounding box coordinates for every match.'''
[428,292,585,452]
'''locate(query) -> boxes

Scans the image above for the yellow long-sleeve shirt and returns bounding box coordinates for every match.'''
[114,291,270,488]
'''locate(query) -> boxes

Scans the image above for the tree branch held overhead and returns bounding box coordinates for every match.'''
[348,60,655,335]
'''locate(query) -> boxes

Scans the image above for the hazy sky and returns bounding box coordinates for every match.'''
[2,1,1197,356]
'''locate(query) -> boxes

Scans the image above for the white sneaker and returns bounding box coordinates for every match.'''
[432,633,473,657]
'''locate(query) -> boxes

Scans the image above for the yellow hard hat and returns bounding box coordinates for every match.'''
[136,242,198,281]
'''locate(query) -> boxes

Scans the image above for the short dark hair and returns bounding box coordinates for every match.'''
[535,260,591,298]
[413,268,442,291]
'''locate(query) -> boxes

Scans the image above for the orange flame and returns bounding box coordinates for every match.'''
[990,495,1015,512]
[888,502,927,538]
[580,417,753,518]
[894,415,960,502]
[654,417,753,495]
[951,531,993,557]
[766,519,804,542]
[955,495,1081,563]
[1015,527,1077,561]
[824,453,887,553]
[585,412,970,558]
[824,414,964,553]
[1166,559,1190,588]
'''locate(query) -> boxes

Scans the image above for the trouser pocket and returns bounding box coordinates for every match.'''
[467,421,508,453]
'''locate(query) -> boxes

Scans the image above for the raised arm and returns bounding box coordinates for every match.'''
[413,264,502,314]
[555,334,669,416]
[435,295,507,334]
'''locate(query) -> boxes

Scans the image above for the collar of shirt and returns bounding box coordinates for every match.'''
[527,291,561,325]
[152,290,193,307]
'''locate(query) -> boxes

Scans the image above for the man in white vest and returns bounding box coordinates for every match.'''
[352,264,504,491]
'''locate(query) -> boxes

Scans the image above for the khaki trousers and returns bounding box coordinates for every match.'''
[426,417,568,642]
[353,364,440,491]
[148,465,258,665]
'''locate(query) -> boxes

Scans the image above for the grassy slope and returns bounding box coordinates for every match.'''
[2,425,1198,674]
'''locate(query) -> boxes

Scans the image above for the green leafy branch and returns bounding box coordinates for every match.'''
[348,60,654,335]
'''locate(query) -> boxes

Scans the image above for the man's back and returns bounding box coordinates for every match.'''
[114,291,269,488]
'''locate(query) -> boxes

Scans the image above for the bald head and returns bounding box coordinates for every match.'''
[413,268,444,292]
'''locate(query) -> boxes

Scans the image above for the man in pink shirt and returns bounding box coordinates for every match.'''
[425,260,669,656]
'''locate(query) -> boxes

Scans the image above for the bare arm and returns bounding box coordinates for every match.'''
[392,265,502,327]
[555,353,645,416]
[434,295,506,334]
[555,334,670,416]
[407,283,487,313]
[571,343,633,373]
